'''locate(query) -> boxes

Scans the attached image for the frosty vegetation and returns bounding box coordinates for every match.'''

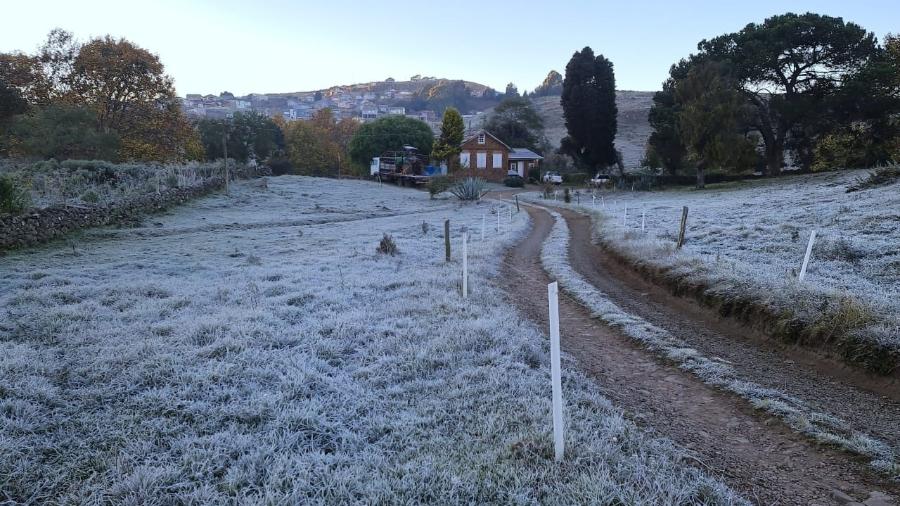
[0,177,745,503]
[531,203,898,478]
[530,170,900,372]
[0,159,244,209]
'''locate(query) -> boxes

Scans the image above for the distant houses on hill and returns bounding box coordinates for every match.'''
[180,79,491,134]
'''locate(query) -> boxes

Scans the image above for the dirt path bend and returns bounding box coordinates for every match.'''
[499,204,899,506]
[555,207,900,451]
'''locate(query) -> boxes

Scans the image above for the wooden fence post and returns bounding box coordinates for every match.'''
[676,206,689,249]
[444,219,451,262]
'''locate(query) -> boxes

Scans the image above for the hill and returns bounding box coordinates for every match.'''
[264,77,493,100]
[530,91,655,168]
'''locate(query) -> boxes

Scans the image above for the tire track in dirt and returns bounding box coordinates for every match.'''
[499,203,898,505]
[555,206,900,454]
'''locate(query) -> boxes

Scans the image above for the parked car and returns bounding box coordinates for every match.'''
[590,173,611,187]
[542,171,563,184]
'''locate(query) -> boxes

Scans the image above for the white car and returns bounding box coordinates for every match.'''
[542,171,563,184]
[590,173,611,187]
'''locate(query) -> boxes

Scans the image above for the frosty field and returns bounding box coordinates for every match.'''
[531,170,900,371]
[0,177,743,504]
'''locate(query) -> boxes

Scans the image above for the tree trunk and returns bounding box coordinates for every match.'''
[696,161,706,189]
[765,136,784,176]
[745,92,784,177]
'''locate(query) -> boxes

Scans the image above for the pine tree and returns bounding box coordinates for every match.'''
[560,47,618,171]
[431,107,465,169]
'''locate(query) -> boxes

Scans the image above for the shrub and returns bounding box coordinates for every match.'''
[541,184,555,199]
[846,164,900,192]
[266,155,294,176]
[0,176,29,214]
[81,190,100,204]
[527,167,540,183]
[563,172,589,185]
[31,159,60,172]
[503,175,524,188]
[563,188,571,203]
[448,177,488,201]
[427,175,453,199]
[376,233,399,256]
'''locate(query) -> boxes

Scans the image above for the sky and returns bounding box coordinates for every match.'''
[2,1,898,96]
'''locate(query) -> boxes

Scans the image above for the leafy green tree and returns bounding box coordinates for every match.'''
[646,58,696,174]
[197,111,283,162]
[675,62,759,188]
[10,104,120,160]
[814,33,900,169]
[284,120,331,176]
[348,115,433,166]
[697,13,879,174]
[483,97,544,150]
[560,47,618,171]
[0,79,29,154]
[504,82,519,98]
[280,109,360,177]
[431,107,465,166]
[0,80,27,121]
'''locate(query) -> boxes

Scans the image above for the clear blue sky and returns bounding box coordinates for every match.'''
[2,0,897,96]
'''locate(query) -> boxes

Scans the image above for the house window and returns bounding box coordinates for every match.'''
[477,133,486,145]
[476,152,487,169]
[460,151,471,168]
[492,152,503,168]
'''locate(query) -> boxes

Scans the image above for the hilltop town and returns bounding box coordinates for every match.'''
[181,77,498,133]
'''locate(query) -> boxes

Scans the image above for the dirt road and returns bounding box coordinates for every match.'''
[499,203,899,505]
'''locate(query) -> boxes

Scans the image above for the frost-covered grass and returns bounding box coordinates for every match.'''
[532,204,898,479]
[0,177,745,504]
[526,170,900,371]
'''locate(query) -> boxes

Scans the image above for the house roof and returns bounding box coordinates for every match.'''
[462,129,511,150]
[508,148,544,160]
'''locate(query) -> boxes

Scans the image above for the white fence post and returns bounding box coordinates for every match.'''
[481,213,486,241]
[548,281,565,462]
[799,230,817,282]
[497,208,501,233]
[462,233,468,298]
[592,195,596,209]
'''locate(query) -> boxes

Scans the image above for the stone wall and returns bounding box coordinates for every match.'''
[1,176,237,253]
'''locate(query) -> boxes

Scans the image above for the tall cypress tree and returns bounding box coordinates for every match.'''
[560,47,618,170]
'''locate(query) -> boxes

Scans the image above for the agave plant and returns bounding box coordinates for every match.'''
[448,177,488,201]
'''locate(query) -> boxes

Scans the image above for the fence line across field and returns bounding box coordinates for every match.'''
[524,196,831,284]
